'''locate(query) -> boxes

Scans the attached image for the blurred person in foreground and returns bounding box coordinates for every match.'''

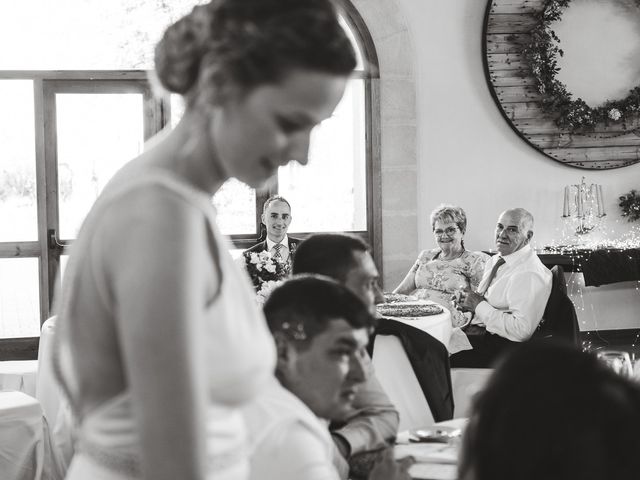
[451,208,551,367]
[459,340,640,480]
[243,276,413,480]
[50,1,356,479]
[294,233,453,477]
[394,204,489,329]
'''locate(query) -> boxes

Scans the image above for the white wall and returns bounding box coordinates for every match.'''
[383,0,640,330]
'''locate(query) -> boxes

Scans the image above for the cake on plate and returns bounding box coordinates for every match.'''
[376,301,443,318]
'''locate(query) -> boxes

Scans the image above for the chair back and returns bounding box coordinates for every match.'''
[533,265,579,345]
[372,335,435,430]
[36,316,60,423]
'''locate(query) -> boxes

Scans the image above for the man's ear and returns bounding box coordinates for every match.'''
[211,77,244,105]
[273,331,295,373]
[526,230,534,242]
[261,212,266,226]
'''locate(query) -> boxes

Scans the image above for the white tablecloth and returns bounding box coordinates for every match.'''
[395,418,467,480]
[382,306,453,348]
[0,360,38,397]
[0,391,63,480]
[381,303,473,355]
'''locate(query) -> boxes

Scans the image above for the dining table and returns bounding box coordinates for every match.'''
[377,300,454,348]
[372,301,453,430]
[0,360,38,397]
[394,417,467,480]
[0,390,63,480]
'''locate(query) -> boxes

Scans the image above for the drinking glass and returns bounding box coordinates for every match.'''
[596,350,633,378]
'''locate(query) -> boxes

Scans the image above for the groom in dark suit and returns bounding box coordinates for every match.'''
[243,196,300,286]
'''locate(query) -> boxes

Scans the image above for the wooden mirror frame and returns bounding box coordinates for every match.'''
[483,0,640,169]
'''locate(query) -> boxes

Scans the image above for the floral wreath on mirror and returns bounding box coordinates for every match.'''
[522,0,640,133]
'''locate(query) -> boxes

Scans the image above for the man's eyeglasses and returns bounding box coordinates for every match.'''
[433,227,459,236]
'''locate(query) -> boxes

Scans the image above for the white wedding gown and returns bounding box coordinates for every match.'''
[52,170,276,479]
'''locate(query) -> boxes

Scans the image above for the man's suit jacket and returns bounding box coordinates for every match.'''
[242,237,300,289]
[368,319,454,422]
[243,236,301,258]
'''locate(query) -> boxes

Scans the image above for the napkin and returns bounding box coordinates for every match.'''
[447,327,473,354]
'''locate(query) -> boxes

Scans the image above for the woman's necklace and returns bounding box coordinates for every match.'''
[440,248,465,261]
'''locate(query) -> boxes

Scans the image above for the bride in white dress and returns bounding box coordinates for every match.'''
[51,1,356,479]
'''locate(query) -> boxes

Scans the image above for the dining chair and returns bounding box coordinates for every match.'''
[35,315,75,477]
[371,335,436,431]
[533,265,579,345]
[36,316,61,424]
[451,367,497,418]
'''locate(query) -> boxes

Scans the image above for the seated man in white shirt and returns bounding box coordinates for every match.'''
[242,276,411,480]
[243,196,300,288]
[450,208,552,367]
[292,234,402,478]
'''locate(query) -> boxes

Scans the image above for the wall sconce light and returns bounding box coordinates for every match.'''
[562,177,606,235]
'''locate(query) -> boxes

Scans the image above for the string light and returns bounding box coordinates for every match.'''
[542,216,640,353]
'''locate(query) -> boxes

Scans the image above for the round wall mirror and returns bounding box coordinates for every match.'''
[484,0,640,169]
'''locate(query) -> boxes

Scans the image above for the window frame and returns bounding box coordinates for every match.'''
[0,70,162,359]
[0,0,380,359]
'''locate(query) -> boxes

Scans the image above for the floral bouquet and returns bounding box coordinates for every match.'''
[256,279,283,306]
[619,190,640,222]
[243,250,291,302]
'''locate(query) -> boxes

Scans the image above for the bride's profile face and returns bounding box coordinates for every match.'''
[433,219,464,252]
[209,69,348,188]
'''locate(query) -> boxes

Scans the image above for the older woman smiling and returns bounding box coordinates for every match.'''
[393,204,489,327]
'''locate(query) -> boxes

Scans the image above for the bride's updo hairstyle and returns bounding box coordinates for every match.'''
[154,0,357,107]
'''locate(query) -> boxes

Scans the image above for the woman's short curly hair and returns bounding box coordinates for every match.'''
[154,0,356,107]
[429,204,468,234]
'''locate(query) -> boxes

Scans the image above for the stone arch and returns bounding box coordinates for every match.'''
[350,0,418,286]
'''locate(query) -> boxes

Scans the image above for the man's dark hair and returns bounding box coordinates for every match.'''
[263,275,375,350]
[459,340,640,480]
[292,233,370,283]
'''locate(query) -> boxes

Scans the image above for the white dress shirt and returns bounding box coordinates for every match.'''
[472,244,552,342]
[243,378,339,480]
[267,235,290,261]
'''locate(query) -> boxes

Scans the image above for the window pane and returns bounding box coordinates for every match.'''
[0,80,37,242]
[212,179,256,235]
[229,249,244,260]
[57,93,145,239]
[0,258,40,338]
[0,0,205,70]
[279,79,366,233]
[168,97,256,235]
[0,3,366,72]
[170,94,186,129]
